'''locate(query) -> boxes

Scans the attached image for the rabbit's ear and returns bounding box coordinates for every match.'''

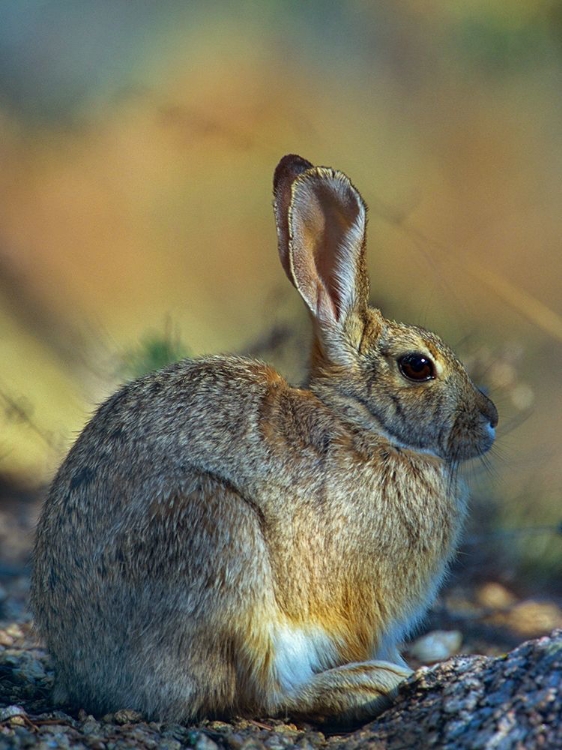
[274,155,369,327]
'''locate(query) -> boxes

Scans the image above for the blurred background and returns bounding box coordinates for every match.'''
[0,0,561,593]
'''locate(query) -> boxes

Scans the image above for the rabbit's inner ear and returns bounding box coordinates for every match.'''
[273,154,314,284]
[289,169,369,326]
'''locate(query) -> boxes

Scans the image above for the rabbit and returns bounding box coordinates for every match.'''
[31,154,498,726]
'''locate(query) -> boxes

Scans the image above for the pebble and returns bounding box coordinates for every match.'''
[0,630,14,646]
[0,704,26,721]
[8,714,26,726]
[476,582,517,609]
[113,708,144,724]
[5,623,24,639]
[191,731,220,750]
[487,600,562,637]
[408,630,463,663]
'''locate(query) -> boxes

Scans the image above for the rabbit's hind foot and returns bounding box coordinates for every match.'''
[279,659,413,726]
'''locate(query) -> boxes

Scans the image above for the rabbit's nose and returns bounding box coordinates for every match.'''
[485,422,496,444]
[478,390,498,429]
[486,400,499,429]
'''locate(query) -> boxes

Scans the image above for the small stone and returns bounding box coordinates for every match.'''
[488,600,562,638]
[190,731,220,750]
[8,715,26,726]
[272,723,298,735]
[5,623,24,639]
[158,740,182,750]
[239,740,266,750]
[476,582,517,610]
[509,601,562,636]
[0,631,14,647]
[113,708,144,724]
[81,718,101,734]
[264,738,292,749]
[408,630,463,663]
[297,731,326,750]
[207,721,232,731]
[0,705,26,721]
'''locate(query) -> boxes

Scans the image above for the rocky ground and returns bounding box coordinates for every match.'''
[1,478,561,749]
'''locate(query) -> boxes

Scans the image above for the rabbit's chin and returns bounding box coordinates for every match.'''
[442,422,496,463]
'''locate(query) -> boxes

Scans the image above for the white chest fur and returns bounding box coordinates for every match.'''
[270,622,340,694]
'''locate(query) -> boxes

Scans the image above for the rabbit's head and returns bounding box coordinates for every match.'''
[274,155,497,463]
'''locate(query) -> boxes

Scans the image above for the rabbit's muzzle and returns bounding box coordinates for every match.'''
[447,390,498,462]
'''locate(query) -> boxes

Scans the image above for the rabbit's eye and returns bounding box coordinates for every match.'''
[398,353,435,382]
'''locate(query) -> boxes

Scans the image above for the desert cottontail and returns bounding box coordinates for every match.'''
[32,154,498,725]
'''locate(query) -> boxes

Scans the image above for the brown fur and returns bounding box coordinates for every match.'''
[31,155,498,725]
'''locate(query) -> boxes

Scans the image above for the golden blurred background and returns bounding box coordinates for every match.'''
[1,1,561,585]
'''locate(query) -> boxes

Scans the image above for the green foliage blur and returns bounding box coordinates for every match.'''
[119,324,191,381]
